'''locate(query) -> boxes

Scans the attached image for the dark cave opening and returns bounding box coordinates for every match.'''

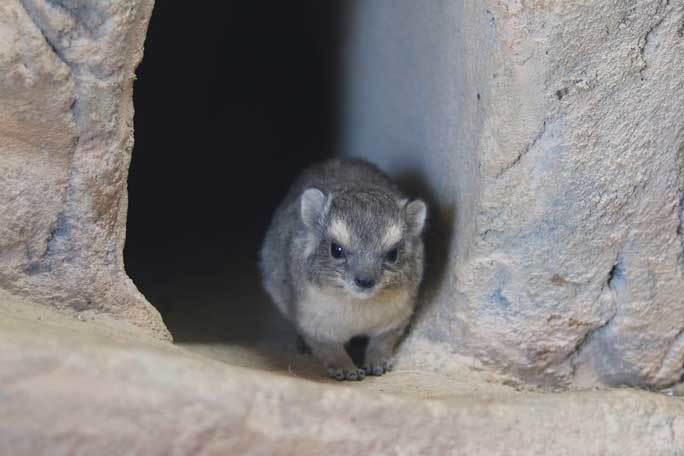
[125,1,348,350]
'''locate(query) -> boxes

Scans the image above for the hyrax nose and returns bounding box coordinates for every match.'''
[354,277,375,289]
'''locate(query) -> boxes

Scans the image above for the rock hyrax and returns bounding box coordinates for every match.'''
[259,158,426,381]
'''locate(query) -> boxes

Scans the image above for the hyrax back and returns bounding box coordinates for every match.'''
[259,158,426,381]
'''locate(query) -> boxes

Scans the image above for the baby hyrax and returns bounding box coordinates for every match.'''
[259,158,426,381]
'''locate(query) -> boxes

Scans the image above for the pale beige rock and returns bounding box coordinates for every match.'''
[343,0,684,387]
[0,0,169,340]
[2,2,684,453]
[2,299,684,456]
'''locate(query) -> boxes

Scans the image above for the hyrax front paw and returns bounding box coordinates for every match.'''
[326,367,367,381]
[362,360,394,376]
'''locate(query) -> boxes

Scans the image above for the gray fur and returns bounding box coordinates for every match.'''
[259,158,426,380]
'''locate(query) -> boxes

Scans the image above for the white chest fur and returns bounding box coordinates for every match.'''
[296,285,413,342]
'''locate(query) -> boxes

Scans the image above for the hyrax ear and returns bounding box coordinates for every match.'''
[300,188,327,228]
[403,199,427,236]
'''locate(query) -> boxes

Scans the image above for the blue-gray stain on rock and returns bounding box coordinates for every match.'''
[491,288,511,309]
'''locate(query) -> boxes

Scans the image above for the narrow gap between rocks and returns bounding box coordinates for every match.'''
[124,2,350,375]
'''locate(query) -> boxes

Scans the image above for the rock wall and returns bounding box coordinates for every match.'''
[3,0,684,387]
[0,0,169,340]
[343,0,684,387]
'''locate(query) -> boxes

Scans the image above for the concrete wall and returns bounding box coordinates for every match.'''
[343,0,684,387]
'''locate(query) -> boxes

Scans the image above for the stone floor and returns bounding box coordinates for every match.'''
[3,251,684,454]
[2,290,684,454]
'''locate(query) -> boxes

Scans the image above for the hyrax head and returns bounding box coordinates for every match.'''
[300,187,426,299]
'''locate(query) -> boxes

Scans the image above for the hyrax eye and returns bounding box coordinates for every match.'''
[385,248,399,263]
[330,242,345,259]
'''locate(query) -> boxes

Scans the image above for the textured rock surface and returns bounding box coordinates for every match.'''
[2,298,684,456]
[0,0,169,340]
[343,0,684,387]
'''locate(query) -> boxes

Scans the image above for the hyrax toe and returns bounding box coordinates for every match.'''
[326,368,345,381]
[346,369,366,381]
[326,367,366,381]
[364,361,394,376]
